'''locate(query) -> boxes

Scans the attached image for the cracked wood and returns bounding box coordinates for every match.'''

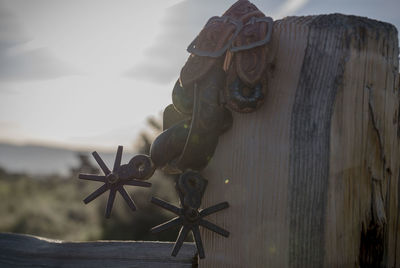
[200,14,399,268]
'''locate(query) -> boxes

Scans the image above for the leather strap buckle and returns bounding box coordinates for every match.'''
[187,16,243,58]
[230,16,273,53]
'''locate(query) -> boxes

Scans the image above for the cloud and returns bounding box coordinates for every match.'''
[124,0,304,84]
[125,0,400,85]
[0,8,29,48]
[0,120,25,141]
[0,5,78,82]
[274,0,309,18]
[0,47,77,81]
[124,0,249,84]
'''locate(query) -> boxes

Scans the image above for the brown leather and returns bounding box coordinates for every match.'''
[224,1,270,85]
[180,0,271,99]
[231,12,268,85]
[222,0,260,20]
[180,17,236,88]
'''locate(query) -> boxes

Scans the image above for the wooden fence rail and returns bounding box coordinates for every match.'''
[0,233,197,268]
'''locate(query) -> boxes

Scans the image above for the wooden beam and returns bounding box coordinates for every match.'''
[200,14,399,267]
[0,233,197,268]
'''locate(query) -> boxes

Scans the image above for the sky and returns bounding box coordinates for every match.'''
[0,0,399,153]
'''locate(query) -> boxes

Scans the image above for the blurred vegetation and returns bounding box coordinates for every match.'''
[0,115,183,242]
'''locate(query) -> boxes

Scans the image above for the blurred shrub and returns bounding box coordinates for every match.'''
[0,172,102,240]
[0,115,186,242]
[0,166,180,241]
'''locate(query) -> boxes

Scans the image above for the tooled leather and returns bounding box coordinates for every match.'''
[180,18,236,88]
[223,1,270,113]
[180,0,270,88]
[232,11,268,85]
[222,0,259,20]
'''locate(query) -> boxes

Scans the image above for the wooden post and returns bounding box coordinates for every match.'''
[201,14,400,267]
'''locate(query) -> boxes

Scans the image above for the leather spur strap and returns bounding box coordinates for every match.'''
[227,11,272,86]
[180,0,273,112]
[156,0,274,172]
[180,16,240,88]
[223,1,273,112]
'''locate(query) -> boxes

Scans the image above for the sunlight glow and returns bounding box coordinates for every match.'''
[1,0,398,153]
[0,0,180,151]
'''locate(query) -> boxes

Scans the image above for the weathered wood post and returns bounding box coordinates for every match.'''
[201,14,400,267]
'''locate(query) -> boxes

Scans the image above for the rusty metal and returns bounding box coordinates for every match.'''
[79,145,155,218]
[151,171,229,259]
[225,76,265,112]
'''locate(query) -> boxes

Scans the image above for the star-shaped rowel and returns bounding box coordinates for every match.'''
[79,145,155,218]
[150,171,229,259]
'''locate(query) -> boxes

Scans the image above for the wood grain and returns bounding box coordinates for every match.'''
[200,14,399,267]
[0,233,196,268]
